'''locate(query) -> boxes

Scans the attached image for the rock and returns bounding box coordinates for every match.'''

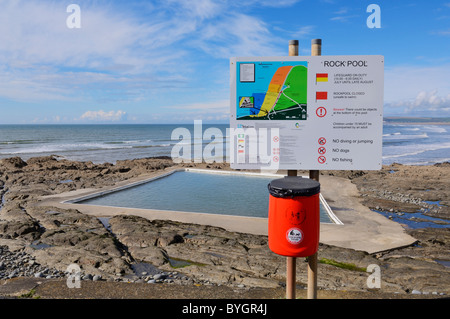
[0,157,449,295]
[83,274,93,280]
[0,220,41,240]
[153,273,165,280]
[0,157,27,169]
[411,289,421,295]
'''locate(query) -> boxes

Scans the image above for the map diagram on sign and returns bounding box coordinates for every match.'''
[236,61,308,120]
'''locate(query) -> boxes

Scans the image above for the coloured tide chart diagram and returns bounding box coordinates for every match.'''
[229,56,384,170]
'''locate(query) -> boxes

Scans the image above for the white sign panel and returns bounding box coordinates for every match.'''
[230,55,384,170]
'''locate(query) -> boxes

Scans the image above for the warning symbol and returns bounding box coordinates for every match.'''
[318,137,327,145]
[316,107,327,117]
[318,156,326,164]
[318,147,326,155]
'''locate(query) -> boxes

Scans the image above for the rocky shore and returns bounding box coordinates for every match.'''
[0,156,449,298]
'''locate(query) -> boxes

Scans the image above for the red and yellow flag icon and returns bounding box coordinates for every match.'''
[316,73,328,83]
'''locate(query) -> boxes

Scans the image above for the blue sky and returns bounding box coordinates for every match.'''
[0,0,449,124]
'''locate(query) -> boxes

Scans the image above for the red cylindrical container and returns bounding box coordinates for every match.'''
[268,176,320,257]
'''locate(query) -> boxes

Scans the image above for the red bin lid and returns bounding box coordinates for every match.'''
[268,176,320,198]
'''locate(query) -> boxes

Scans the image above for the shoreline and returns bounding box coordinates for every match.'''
[1,120,449,167]
[0,156,449,299]
[384,121,450,125]
[383,116,450,125]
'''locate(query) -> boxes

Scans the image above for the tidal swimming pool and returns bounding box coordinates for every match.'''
[74,169,337,224]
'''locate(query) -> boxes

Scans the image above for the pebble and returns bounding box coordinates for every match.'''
[82,274,93,281]
[0,245,64,281]
[153,273,165,280]
[0,245,296,290]
[1,251,207,287]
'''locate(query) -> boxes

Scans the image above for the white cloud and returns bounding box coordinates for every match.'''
[333,8,349,15]
[383,64,450,116]
[139,99,230,123]
[79,110,127,122]
[166,0,223,19]
[167,99,229,111]
[194,13,283,59]
[0,0,196,103]
[386,90,450,115]
[330,14,359,22]
[292,25,315,39]
[384,64,450,101]
[244,0,301,7]
[434,29,450,36]
[0,0,288,106]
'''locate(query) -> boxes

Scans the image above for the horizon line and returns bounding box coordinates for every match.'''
[1,116,450,126]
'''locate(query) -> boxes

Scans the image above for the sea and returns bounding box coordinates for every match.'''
[0,119,449,166]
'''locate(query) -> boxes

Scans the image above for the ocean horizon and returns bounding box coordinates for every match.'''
[1,118,449,166]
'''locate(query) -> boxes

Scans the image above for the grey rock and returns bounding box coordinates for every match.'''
[82,274,93,281]
[153,273,165,280]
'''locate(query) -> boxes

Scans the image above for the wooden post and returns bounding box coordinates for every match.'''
[286,39,299,299]
[307,38,322,300]
[311,38,322,56]
[286,39,321,299]
[288,39,299,57]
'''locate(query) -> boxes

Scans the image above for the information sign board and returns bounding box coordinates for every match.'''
[230,55,384,170]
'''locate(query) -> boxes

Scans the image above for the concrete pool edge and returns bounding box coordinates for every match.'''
[62,168,342,225]
[38,167,417,254]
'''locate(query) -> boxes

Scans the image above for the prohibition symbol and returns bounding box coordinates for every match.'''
[318,137,327,145]
[318,156,326,164]
[316,107,327,117]
[273,136,279,142]
[273,156,279,162]
[318,147,326,155]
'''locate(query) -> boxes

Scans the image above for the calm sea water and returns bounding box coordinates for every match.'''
[0,121,449,165]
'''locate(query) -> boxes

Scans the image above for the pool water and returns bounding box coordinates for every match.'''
[78,170,334,223]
